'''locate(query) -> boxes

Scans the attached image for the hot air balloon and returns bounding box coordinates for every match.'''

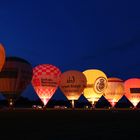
[0,44,6,71]
[124,78,140,107]
[59,70,87,108]
[32,64,61,107]
[104,77,125,107]
[0,57,33,107]
[83,69,107,105]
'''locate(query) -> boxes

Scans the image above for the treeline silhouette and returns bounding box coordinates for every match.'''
[0,95,139,109]
[0,96,92,108]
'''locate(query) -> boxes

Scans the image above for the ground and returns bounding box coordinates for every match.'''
[0,109,139,140]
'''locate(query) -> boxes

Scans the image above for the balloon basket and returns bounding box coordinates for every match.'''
[133,106,137,110]
[43,105,46,110]
[8,99,14,110]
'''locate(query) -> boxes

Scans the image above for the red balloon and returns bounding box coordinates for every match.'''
[124,78,140,107]
[32,64,61,106]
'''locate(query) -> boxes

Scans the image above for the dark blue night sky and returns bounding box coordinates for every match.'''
[0,0,140,100]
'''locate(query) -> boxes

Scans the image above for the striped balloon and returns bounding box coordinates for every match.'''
[0,57,33,107]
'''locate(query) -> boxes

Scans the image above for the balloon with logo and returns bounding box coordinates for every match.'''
[0,57,33,107]
[0,44,6,71]
[83,69,107,105]
[124,78,140,107]
[32,64,61,107]
[59,70,87,108]
[104,77,125,107]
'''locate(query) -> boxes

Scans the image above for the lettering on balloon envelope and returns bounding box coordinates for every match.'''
[59,70,87,100]
[83,69,108,103]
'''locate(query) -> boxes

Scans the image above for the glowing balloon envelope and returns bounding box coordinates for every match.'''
[124,78,140,107]
[0,57,33,107]
[0,44,6,71]
[83,69,107,104]
[59,70,87,108]
[32,64,61,106]
[104,77,125,107]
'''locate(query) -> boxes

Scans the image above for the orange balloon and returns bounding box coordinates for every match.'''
[124,78,140,107]
[59,70,87,101]
[0,44,5,71]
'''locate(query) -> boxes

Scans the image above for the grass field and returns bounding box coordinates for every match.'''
[0,109,140,140]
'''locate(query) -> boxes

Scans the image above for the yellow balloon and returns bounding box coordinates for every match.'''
[83,69,107,104]
[0,44,5,71]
